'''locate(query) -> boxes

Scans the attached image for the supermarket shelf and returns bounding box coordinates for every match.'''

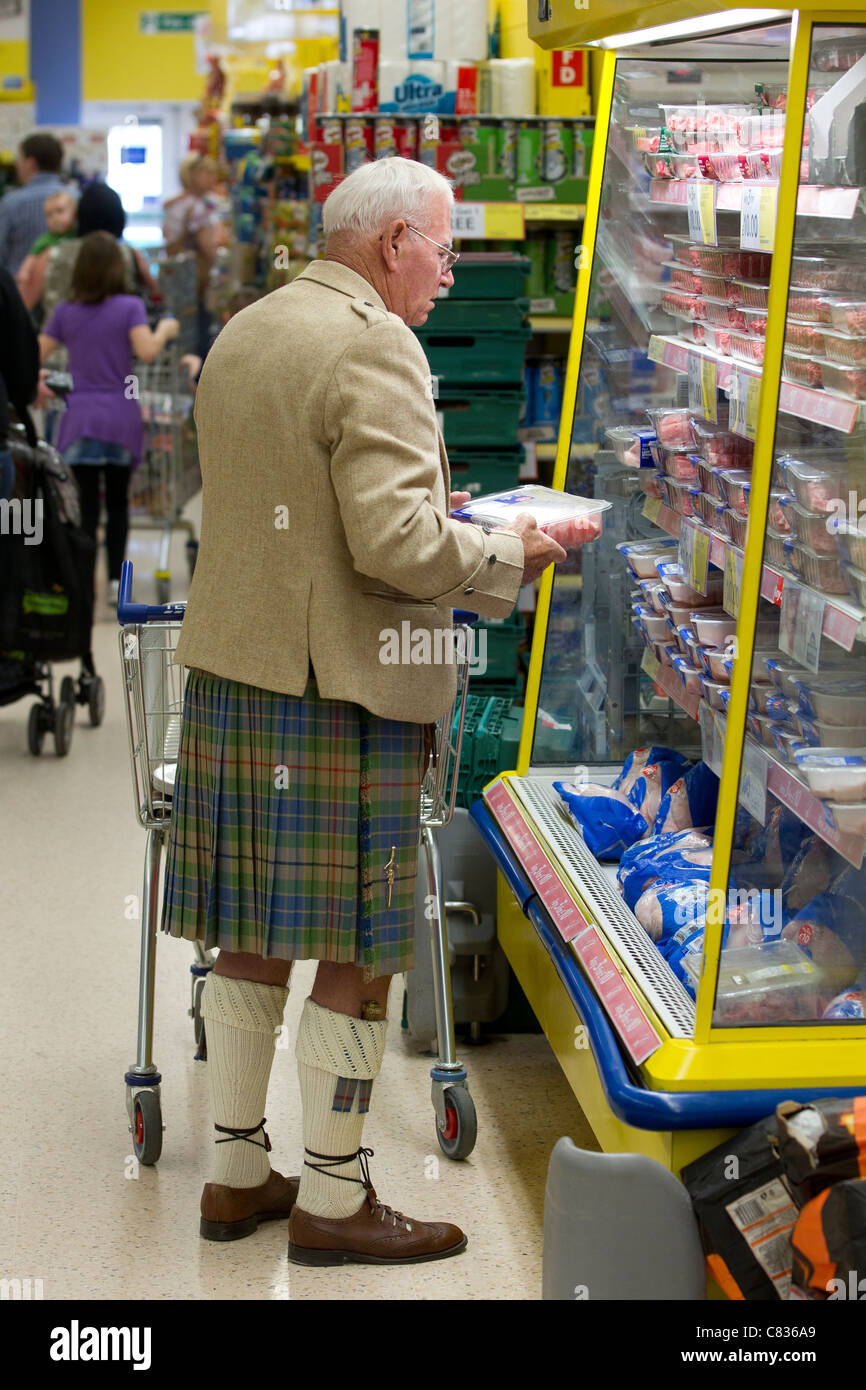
[648,180,862,220]
[648,334,864,434]
[529,315,573,332]
[523,203,586,222]
[710,709,866,869]
[643,497,866,651]
[640,647,702,720]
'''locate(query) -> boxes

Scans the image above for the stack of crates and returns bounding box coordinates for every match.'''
[415,253,533,694]
[450,694,524,809]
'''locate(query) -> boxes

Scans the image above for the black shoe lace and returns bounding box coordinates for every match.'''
[214,1117,271,1152]
[303,1146,414,1230]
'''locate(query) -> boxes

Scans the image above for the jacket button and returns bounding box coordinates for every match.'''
[464,587,475,595]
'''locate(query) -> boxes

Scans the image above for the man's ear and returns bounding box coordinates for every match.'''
[380,219,406,272]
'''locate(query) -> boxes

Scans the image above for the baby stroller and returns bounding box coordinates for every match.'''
[0,400,105,754]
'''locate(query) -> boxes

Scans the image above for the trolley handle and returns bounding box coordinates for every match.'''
[452,610,478,625]
[117,561,187,624]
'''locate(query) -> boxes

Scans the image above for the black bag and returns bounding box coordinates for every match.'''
[0,431,94,662]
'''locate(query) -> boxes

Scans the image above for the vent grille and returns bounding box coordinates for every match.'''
[511,777,696,1039]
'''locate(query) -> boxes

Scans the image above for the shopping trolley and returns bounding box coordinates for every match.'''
[117,561,214,1165]
[117,559,478,1166]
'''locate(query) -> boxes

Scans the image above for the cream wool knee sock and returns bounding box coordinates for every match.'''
[200,974,289,1189]
[295,997,387,1219]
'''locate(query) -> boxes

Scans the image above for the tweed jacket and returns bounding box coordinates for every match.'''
[174,260,525,723]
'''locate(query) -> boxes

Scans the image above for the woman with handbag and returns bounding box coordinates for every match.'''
[162,154,222,360]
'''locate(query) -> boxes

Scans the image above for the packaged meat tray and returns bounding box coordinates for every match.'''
[689,418,753,469]
[739,149,783,179]
[743,308,768,338]
[606,425,657,467]
[764,529,793,570]
[821,362,866,399]
[688,322,731,354]
[822,803,866,837]
[769,491,792,533]
[634,604,674,643]
[723,508,748,547]
[811,33,866,71]
[787,542,849,593]
[667,263,705,294]
[639,470,664,499]
[835,523,866,572]
[452,485,611,542]
[790,255,854,291]
[705,647,735,683]
[689,489,727,529]
[701,677,729,710]
[695,152,744,182]
[822,328,866,366]
[729,331,764,365]
[738,111,787,150]
[776,496,840,554]
[792,678,866,726]
[718,469,752,516]
[656,560,723,605]
[732,279,771,310]
[793,749,866,803]
[675,625,694,658]
[659,104,753,152]
[667,235,766,278]
[618,538,679,578]
[749,711,780,748]
[682,942,821,1024]
[784,320,827,355]
[693,457,727,498]
[672,656,703,694]
[786,287,832,323]
[797,717,866,749]
[647,407,693,450]
[690,609,738,645]
[751,683,789,719]
[772,729,807,765]
[766,658,813,697]
[702,297,748,331]
[782,349,822,386]
[776,456,852,513]
[656,449,700,482]
[827,300,866,336]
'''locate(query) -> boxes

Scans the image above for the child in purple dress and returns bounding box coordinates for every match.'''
[38,231,179,606]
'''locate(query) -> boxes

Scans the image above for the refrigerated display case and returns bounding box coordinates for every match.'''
[474,7,866,1175]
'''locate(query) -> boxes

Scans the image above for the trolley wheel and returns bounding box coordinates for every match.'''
[131,1089,163,1166]
[156,577,170,606]
[192,976,207,1045]
[59,674,77,709]
[53,700,74,757]
[87,674,105,727]
[436,1086,477,1162]
[28,703,49,756]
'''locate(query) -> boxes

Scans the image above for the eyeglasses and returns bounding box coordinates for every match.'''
[406,224,459,271]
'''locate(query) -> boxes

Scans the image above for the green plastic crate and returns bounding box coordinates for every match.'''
[414,325,532,384]
[474,698,513,784]
[448,446,524,497]
[431,297,530,331]
[449,694,493,807]
[475,610,526,683]
[447,255,531,300]
[437,389,526,449]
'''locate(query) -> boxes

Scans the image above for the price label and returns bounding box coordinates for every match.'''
[641,648,661,680]
[643,496,662,524]
[647,335,666,364]
[688,354,718,422]
[451,203,486,238]
[482,202,525,239]
[739,739,768,825]
[729,367,761,440]
[723,546,744,618]
[687,181,717,245]
[740,183,778,252]
[780,580,826,674]
[679,519,711,595]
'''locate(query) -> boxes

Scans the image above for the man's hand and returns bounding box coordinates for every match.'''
[449,490,471,513]
[34,368,56,409]
[506,512,567,586]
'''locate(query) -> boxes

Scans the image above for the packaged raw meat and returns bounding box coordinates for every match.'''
[782,835,833,914]
[659,452,700,482]
[821,329,866,367]
[738,111,786,150]
[689,418,754,470]
[628,760,688,828]
[670,235,702,267]
[789,255,852,291]
[646,407,693,450]
[617,538,678,578]
[667,264,704,294]
[702,297,748,331]
[843,563,866,607]
[835,523,866,571]
[823,802,866,836]
[639,470,664,499]
[617,829,713,909]
[822,984,866,1018]
[705,645,736,682]
[718,469,752,516]
[777,496,840,554]
[452,486,610,543]
[784,320,827,355]
[667,235,746,277]
[782,350,823,386]
[661,290,705,320]
[739,149,783,179]
[722,509,747,547]
[776,457,851,514]
[655,761,720,836]
[781,892,866,991]
[655,560,723,605]
[698,941,823,1023]
[729,332,765,365]
[690,490,727,530]
[743,308,768,338]
[701,676,730,709]
[732,279,771,310]
[827,297,866,335]
[635,879,708,942]
[821,362,866,400]
[786,287,832,323]
[751,683,789,719]
[665,477,698,517]
[554,779,649,860]
[793,749,866,803]
[797,717,866,749]
[696,152,744,182]
[606,425,657,466]
[787,542,849,593]
[693,457,727,498]
[811,33,866,71]
[764,529,793,570]
[690,609,739,646]
[672,657,703,694]
[633,604,672,643]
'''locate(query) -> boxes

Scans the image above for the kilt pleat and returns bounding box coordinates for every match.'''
[160,669,424,978]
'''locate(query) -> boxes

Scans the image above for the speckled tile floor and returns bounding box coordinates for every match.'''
[0,513,599,1302]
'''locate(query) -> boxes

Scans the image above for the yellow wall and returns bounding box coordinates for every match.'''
[82,0,228,103]
[0,38,32,101]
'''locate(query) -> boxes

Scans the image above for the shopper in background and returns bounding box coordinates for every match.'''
[0,267,41,500]
[37,182,158,329]
[37,231,178,608]
[163,153,222,359]
[0,133,68,277]
[161,157,587,1266]
[16,190,78,310]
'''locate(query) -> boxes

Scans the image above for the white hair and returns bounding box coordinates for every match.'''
[322,156,453,239]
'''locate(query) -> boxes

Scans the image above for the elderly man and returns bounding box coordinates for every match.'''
[0,134,68,277]
[161,157,580,1266]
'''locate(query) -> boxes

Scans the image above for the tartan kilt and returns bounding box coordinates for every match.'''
[160,669,426,979]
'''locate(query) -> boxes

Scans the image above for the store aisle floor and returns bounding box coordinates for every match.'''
[0,521,599,1302]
